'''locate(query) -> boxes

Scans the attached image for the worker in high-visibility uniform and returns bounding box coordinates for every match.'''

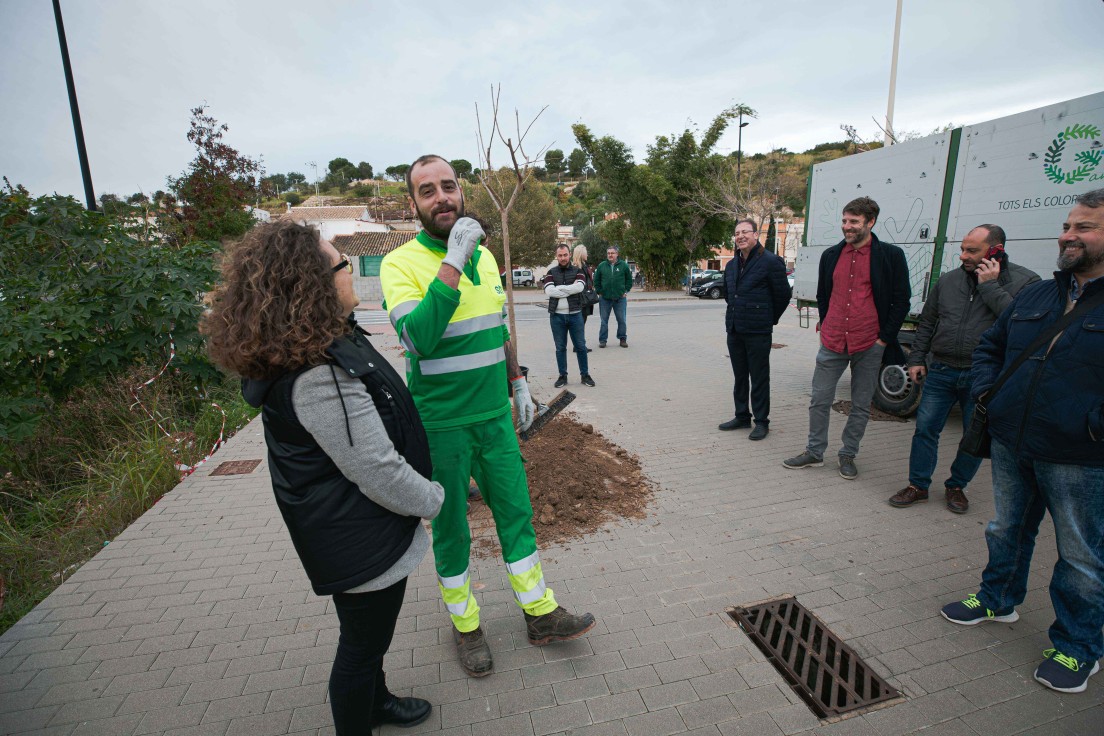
[380,155,596,678]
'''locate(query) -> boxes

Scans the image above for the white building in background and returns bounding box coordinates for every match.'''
[332,231,415,304]
[283,205,387,240]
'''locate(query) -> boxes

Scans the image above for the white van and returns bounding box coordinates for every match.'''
[512,269,534,287]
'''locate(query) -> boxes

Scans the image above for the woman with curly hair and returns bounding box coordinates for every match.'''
[203,220,443,733]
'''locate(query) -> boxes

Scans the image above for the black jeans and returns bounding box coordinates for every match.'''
[329,577,408,735]
[727,331,772,426]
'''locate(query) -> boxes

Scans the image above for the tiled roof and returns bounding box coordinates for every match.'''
[333,231,414,257]
[287,206,370,221]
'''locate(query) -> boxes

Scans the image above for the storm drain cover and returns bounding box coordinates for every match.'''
[728,597,901,719]
[210,459,262,476]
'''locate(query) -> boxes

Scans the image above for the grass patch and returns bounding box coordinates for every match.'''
[0,370,256,633]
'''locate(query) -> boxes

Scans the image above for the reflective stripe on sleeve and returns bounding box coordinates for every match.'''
[388,300,419,327]
[441,313,505,340]
[418,346,505,376]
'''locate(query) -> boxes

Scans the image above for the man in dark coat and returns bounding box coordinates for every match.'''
[888,224,1038,514]
[718,219,792,440]
[783,197,911,479]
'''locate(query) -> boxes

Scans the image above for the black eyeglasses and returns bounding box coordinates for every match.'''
[331,254,353,274]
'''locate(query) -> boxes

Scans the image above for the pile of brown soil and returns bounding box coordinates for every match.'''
[468,412,655,556]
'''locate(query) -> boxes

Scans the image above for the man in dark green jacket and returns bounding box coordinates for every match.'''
[593,245,632,348]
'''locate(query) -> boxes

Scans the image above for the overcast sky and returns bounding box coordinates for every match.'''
[2,0,1101,201]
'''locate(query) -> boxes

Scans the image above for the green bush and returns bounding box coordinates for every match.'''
[0,370,257,633]
[284,191,302,206]
[0,184,219,441]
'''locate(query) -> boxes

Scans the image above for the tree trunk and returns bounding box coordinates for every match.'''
[500,209,519,353]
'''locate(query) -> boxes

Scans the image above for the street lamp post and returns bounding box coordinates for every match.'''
[53,0,96,211]
[736,114,750,198]
[884,0,903,145]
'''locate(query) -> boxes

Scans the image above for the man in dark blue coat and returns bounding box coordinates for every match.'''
[941,189,1104,695]
[718,219,792,440]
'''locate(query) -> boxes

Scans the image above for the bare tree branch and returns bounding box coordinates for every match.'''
[473,85,550,357]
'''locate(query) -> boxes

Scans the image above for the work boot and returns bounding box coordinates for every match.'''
[453,626,493,678]
[524,606,596,645]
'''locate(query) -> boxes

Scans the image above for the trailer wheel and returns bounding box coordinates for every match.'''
[873,362,921,417]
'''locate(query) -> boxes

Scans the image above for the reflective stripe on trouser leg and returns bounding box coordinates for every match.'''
[475,413,558,617]
[504,550,557,615]
[437,568,480,633]
[427,425,481,632]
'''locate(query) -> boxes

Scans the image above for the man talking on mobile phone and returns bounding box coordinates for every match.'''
[887,224,1038,513]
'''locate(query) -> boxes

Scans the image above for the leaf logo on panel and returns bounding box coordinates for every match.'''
[1043,124,1101,185]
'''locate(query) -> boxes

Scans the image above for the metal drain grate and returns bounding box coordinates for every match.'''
[210,460,262,476]
[728,597,900,719]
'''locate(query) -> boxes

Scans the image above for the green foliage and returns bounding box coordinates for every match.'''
[567,148,590,178]
[464,171,557,268]
[356,161,374,179]
[165,106,263,243]
[573,106,747,288]
[545,149,566,177]
[765,217,777,253]
[385,164,410,181]
[328,157,355,175]
[284,191,302,205]
[0,184,219,442]
[0,371,257,633]
[450,159,473,179]
[578,223,612,252]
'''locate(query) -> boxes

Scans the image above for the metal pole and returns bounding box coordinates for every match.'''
[736,112,743,190]
[53,0,96,210]
[884,0,903,146]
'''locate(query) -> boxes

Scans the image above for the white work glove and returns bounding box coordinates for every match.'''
[442,217,484,273]
[511,377,535,432]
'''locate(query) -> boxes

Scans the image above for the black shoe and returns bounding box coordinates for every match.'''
[581,374,596,387]
[748,425,769,441]
[718,417,752,431]
[586,348,592,352]
[372,695,432,728]
[554,375,568,388]
[599,342,607,348]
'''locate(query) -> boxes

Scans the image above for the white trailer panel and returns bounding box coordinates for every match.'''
[798,132,953,313]
[940,92,1104,277]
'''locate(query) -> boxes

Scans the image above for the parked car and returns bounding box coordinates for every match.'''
[512,268,534,287]
[682,268,722,287]
[690,274,725,299]
[691,269,722,285]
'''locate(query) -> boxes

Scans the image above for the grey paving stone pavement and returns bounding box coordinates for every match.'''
[2,294,1101,735]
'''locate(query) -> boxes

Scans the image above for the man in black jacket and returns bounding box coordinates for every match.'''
[784,197,911,479]
[719,219,792,440]
[889,224,1038,514]
[543,244,595,388]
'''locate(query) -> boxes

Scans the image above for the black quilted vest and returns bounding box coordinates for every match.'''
[245,325,431,595]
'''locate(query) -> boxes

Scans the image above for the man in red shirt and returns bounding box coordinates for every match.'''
[783,197,911,479]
